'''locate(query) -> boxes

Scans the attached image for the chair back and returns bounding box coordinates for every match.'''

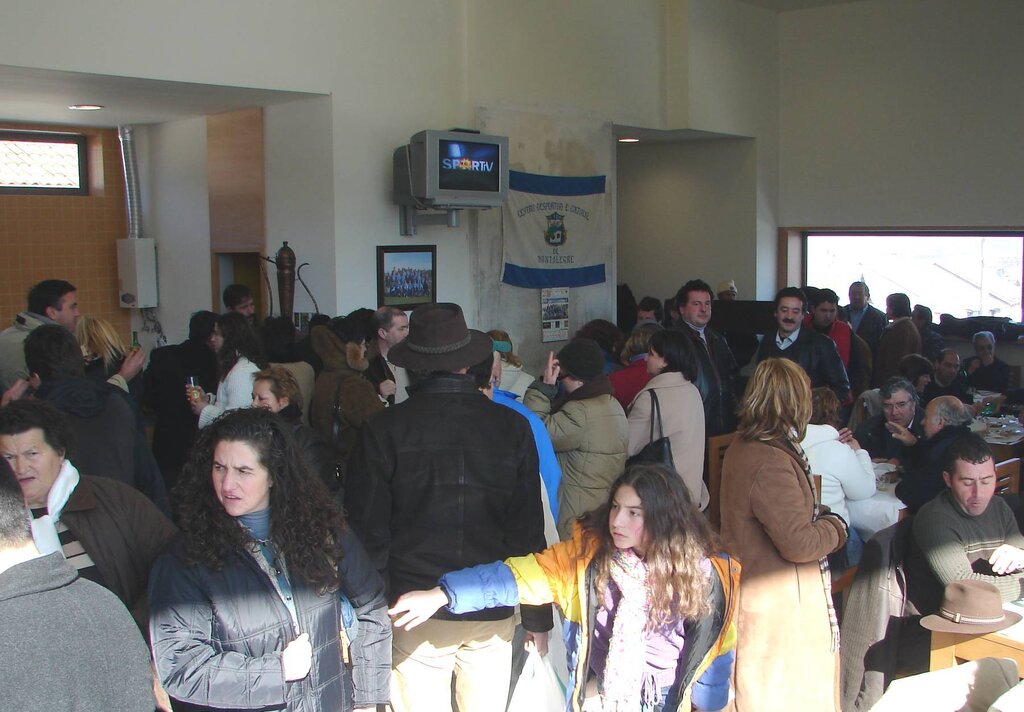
[995,457,1021,495]
[707,431,737,531]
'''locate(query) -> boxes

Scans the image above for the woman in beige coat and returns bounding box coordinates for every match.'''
[720,358,848,711]
[627,329,708,510]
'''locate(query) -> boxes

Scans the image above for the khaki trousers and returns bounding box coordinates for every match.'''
[391,616,514,712]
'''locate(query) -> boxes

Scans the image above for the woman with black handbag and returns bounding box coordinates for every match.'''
[627,329,709,510]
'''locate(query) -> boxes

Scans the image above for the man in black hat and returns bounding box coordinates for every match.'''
[344,302,551,712]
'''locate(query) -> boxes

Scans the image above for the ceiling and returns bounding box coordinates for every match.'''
[738,0,865,11]
[0,65,319,128]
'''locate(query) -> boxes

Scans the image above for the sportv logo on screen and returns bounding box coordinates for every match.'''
[441,140,496,172]
[442,156,494,171]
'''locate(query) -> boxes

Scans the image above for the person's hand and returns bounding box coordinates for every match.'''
[118,346,146,382]
[152,666,172,712]
[188,386,208,415]
[836,428,862,451]
[885,421,918,446]
[379,379,397,398]
[388,587,448,630]
[967,359,981,375]
[1,378,30,406]
[988,545,1024,575]
[524,630,549,657]
[542,351,560,386]
[282,633,312,681]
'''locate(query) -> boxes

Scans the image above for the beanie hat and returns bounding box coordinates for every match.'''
[557,338,605,381]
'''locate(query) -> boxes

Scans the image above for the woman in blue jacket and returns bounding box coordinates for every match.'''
[390,464,739,712]
[149,408,391,712]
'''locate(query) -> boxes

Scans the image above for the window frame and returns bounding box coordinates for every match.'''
[0,130,89,196]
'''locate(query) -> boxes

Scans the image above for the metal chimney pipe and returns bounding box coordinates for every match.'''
[118,125,142,240]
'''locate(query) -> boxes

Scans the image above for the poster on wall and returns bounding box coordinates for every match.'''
[541,288,569,342]
[502,170,608,288]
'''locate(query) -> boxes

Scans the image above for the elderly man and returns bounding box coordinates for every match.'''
[854,377,926,463]
[907,433,1024,616]
[872,292,922,387]
[846,280,887,356]
[344,303,550,712]
[964,330,1011,394]
[922,348,972,406]
[674,279,739,435]
[892,396,974,513]
[365,306,410,406]
[755,286,850,401]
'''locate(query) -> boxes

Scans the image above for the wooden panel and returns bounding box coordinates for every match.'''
[707,431,737,531]
[207,108,265,252]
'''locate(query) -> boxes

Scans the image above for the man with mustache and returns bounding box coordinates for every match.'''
[754,286,850,402]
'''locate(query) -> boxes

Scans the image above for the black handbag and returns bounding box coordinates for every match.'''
[625,390,676,472]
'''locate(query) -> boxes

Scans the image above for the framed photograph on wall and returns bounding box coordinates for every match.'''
[376,245,437,308]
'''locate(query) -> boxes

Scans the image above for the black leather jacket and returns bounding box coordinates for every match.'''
[677,325,739,436]
[345,373,552,632]
[149,527,391,711]
[756,328,851,401]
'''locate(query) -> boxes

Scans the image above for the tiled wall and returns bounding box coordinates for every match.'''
[0,124,130,339]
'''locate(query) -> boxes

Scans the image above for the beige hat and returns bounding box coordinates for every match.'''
[920,580,1022,635]
[717,279,737,296]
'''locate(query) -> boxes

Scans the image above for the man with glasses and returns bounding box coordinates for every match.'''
[854,377,925,463]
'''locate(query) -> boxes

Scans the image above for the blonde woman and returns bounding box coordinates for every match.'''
[487,329,534,399]
[76,316,129,380]
[720,358,848,711]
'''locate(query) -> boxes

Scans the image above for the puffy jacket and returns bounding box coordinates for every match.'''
[755,328,851,401]
[345,373,552,633]
[676,326,739,436]
[524,382,628,540]
[439,524,740,712]
[281,404,340,493]
[149,526,391,712]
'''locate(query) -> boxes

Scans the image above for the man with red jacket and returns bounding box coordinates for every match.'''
[804,288,862,405]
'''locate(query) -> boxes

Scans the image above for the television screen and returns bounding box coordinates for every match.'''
[438,139,501,193]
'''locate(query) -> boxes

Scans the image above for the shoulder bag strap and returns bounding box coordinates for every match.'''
[649,389,665,441]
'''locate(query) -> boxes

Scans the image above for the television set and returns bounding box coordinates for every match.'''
[393,129,509,209]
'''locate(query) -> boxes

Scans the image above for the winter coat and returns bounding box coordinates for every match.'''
[627,372,708,510]
[59,474,178,632]
[0,553,155,712]
[438,524,740,712]
[0,310,54,389]
[755,328,851,401]
[149,526,391,712]
[872,318,922,387]
[720,438,847,712]
[345,373,552,633]
[524,380,628,540]
[609,356,651,411]
[676,325,739,436]
[280,403,339,493]
[311,326,383,469]
[801,423,876,525]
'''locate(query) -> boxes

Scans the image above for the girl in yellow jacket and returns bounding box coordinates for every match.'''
[390,464,739,712]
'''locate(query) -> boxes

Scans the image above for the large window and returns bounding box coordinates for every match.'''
[0,130,88,195]
[806,232,1024,322]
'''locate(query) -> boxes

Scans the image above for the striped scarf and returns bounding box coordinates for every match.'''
[791,439,841,653]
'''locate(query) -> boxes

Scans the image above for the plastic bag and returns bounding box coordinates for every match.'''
[507,649,567,712]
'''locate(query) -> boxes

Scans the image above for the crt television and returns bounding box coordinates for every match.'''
[393,129,509,209]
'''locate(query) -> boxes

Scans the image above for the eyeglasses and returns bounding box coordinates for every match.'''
[882,400,912,411]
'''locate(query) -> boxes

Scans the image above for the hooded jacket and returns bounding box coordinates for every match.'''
[801,423,876,525]
[310,326,383,469]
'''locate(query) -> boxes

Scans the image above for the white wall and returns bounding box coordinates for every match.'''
[617,138,757,303]
[136,117,211,344]
[779,0,1024,227]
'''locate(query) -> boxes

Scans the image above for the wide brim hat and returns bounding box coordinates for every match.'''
[387,302,493,372]
[920,580,1022,635]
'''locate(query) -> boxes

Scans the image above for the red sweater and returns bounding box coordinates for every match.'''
[610,357,651,411]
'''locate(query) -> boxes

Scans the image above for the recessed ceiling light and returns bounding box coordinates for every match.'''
[68,104,104,111]
[618,137,640,143]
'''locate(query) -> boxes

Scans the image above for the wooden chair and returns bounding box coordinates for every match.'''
[995,457,1021,496]
[707,431,737,531]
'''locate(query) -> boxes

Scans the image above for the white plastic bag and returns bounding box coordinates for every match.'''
[507,649,567,712]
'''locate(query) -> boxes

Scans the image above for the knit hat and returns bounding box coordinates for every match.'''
[920,580,1022,634]
[556,338,605,381]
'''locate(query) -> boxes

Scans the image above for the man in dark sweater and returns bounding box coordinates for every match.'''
[854,377,925,463]
[906,433,1024,616]
[0,458,155,711]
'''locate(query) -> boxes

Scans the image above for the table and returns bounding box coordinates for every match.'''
[976,416,1024,462]
[848,480,906,540]
[930,601,1024,677]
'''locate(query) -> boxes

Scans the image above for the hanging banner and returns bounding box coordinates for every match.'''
[502,170,608,288]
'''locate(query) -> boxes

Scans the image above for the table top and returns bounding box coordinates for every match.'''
[848,478,905,539]
[975,416,1024,447]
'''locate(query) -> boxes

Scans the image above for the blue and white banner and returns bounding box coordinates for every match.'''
[501,170,608,288]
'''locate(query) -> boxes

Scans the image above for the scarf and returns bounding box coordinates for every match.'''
[30,459,80,555]
[601,547,652,711]
[790,439,841,653]
[551,373,615,414]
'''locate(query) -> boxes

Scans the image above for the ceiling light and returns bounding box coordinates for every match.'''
[617,137,640,143]
[68,104,104,111]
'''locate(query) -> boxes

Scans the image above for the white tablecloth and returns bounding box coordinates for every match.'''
[848,481,906,540]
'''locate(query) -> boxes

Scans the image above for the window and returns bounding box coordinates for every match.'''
[805,232,1024,322]
[0,131,88,195]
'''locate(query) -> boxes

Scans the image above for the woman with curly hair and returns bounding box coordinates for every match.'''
[189,311,267,428]
[389,464,739,712]
[148,408,391,711]
[720,358,849,711]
